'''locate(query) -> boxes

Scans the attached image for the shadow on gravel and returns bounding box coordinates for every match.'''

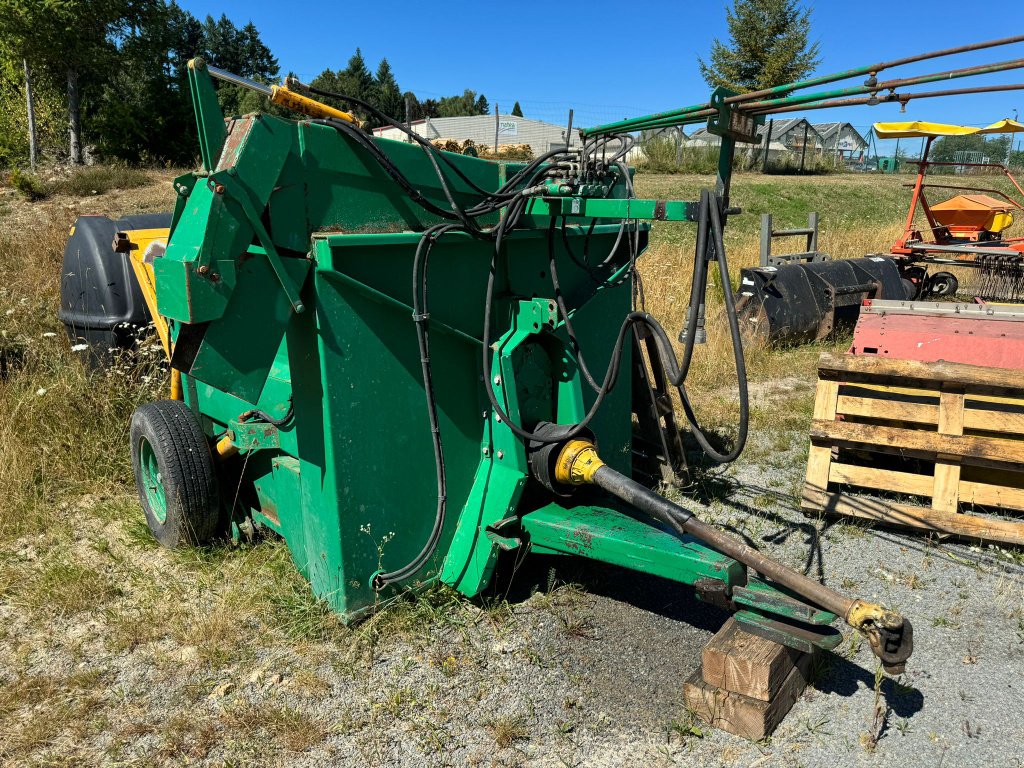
[813,652,925,719]
[491,549,730,635]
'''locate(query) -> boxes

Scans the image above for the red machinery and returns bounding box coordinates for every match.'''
[850,298,1024,368]
[876,120,1024,299]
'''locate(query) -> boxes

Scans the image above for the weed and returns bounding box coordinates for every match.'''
[49,165,151,197]
[23,557,121,615]
[223,701,328,752]
[803,714,831,738]
[8,168,47,201]
[668,711,705,744]
[487,713,531,749]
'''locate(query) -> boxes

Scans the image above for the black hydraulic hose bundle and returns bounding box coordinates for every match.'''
[306,86,748,584]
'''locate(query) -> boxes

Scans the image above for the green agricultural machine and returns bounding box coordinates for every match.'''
[62,57,929,674]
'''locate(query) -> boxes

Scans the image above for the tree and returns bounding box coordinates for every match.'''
[201,14,278,117]
[475,94,489,116]
[0,0,157,164]
[373,58,403,122]
[698,0,820,92]
[341,48,374,121]
[402,90,421,121]
[93,0,200,164]
[931,133,1010,164]
[437,89,487,117]
[511,101,523,117]
[0,47,62,166]
[421,99,439,119]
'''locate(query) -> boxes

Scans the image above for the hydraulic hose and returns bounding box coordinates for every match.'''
[482,189,749,463]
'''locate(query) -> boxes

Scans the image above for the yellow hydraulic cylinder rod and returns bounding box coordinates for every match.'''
[205,63,361,126]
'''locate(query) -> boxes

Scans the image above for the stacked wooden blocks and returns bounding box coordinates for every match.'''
[684,618,813,740]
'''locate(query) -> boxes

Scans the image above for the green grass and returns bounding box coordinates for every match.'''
[4,164,152,201]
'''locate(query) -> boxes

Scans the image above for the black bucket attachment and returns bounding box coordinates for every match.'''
[736,256,911,345]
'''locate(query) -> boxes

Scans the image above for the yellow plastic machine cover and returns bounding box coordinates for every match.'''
[873,119,1024,139]
[930,194,1014,233]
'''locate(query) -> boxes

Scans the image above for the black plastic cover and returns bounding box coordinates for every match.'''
[58,213,172,361]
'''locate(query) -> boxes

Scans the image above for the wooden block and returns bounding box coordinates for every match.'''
[701,618,804,702]
[684,662,808,741]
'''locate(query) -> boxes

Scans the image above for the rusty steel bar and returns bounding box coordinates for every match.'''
[749,83,1024,116]
[585,34,1024,137]
[743,57,1024,111]
[725,33,1024,104]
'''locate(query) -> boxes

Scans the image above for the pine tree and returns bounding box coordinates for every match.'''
[511,101,523,117]
[475,94,489,116]
[342,49,374,101]
[238,22,279,81]
[698,0,820,92]
[373,58,403,121]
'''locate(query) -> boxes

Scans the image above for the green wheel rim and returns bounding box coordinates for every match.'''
[138,436,167,524]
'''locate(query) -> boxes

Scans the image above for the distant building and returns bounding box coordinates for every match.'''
[812,122,868,161]
[640,126,689,143]
[373,114,597,157]
[688,118,824,153]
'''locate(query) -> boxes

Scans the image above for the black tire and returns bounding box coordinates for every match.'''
[927,271,959,297]
[900,278,919,300]
[130,400,219,548]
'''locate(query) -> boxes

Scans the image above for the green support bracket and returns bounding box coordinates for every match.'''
[227,420,281,454]
[706,86,764,144]
[734,610,844,654]
[530,197,697,221]
[212,171,306,314]
[187,59,227,172]
[521,502,746,588]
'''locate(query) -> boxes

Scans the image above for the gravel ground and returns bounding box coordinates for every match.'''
[4,426,1023,767]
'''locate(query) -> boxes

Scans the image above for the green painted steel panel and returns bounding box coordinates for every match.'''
[521,502,746,587]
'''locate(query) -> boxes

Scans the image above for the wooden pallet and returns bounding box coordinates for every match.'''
[802,353,1024,545]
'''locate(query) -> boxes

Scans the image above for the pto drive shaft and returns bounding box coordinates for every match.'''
[548,437,914,674]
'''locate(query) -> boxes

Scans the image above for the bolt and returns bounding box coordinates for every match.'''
[497,450,504,460]
[213,183,225,195]
[482,447,490,457]
[493,375,502,386]
[197,265,210,275]
[495,414,502,423]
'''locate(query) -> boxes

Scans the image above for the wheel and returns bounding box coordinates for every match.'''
[900,278,918,300]
[130,400,219,548]
[926,271,959,297]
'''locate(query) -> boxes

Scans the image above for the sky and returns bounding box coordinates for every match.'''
[176,0,1024,156]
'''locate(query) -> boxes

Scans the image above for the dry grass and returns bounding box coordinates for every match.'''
[633,174,910,438]
[486,713,531,748]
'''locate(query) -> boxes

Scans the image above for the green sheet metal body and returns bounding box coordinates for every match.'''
[150,61,836,635]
